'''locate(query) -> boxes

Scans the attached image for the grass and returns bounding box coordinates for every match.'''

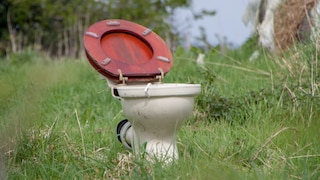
[0,43,319,179]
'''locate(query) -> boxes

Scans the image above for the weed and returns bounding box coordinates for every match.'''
[1,44,320,179]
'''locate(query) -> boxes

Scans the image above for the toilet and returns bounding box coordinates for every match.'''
[83,19,201,163]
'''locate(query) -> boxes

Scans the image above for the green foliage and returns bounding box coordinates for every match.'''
[1,43,320,179]
[0,0,195,57]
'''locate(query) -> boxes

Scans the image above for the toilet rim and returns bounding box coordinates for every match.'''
[112,83,201,98]
[83,19,173,84]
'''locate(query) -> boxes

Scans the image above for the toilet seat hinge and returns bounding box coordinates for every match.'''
[156,68,164,82]
[118,69,128,84]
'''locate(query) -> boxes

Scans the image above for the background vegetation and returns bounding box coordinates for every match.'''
[0,0,216,58]
[0,40,319,179]
[0,0,319,179]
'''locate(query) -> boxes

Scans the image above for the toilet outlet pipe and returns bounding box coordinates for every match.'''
[116,119,132,150]
[116,119,179,163]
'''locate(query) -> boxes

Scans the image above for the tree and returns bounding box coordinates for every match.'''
[0,0,215,58]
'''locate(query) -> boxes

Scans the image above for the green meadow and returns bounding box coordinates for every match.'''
[0,43,319,179]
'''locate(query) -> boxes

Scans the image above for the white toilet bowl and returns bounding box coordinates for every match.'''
[114,83,201,162]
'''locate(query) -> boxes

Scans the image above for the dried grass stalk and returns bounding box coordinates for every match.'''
[274,0,317,52]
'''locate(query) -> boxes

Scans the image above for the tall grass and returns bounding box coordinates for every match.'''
[0,43,319,179]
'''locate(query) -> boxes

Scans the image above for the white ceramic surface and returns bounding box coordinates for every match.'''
[114,83,201,162]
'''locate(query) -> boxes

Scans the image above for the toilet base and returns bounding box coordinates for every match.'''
[116,119,179,164]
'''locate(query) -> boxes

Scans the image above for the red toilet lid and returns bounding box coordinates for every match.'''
[83,19,173,83]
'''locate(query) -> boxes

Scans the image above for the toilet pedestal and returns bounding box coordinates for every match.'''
[117,94,196,163]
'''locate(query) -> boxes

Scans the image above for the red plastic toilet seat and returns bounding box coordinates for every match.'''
[83,19,173,83]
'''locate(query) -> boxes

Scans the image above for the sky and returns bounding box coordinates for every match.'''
[175,0,253,47]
